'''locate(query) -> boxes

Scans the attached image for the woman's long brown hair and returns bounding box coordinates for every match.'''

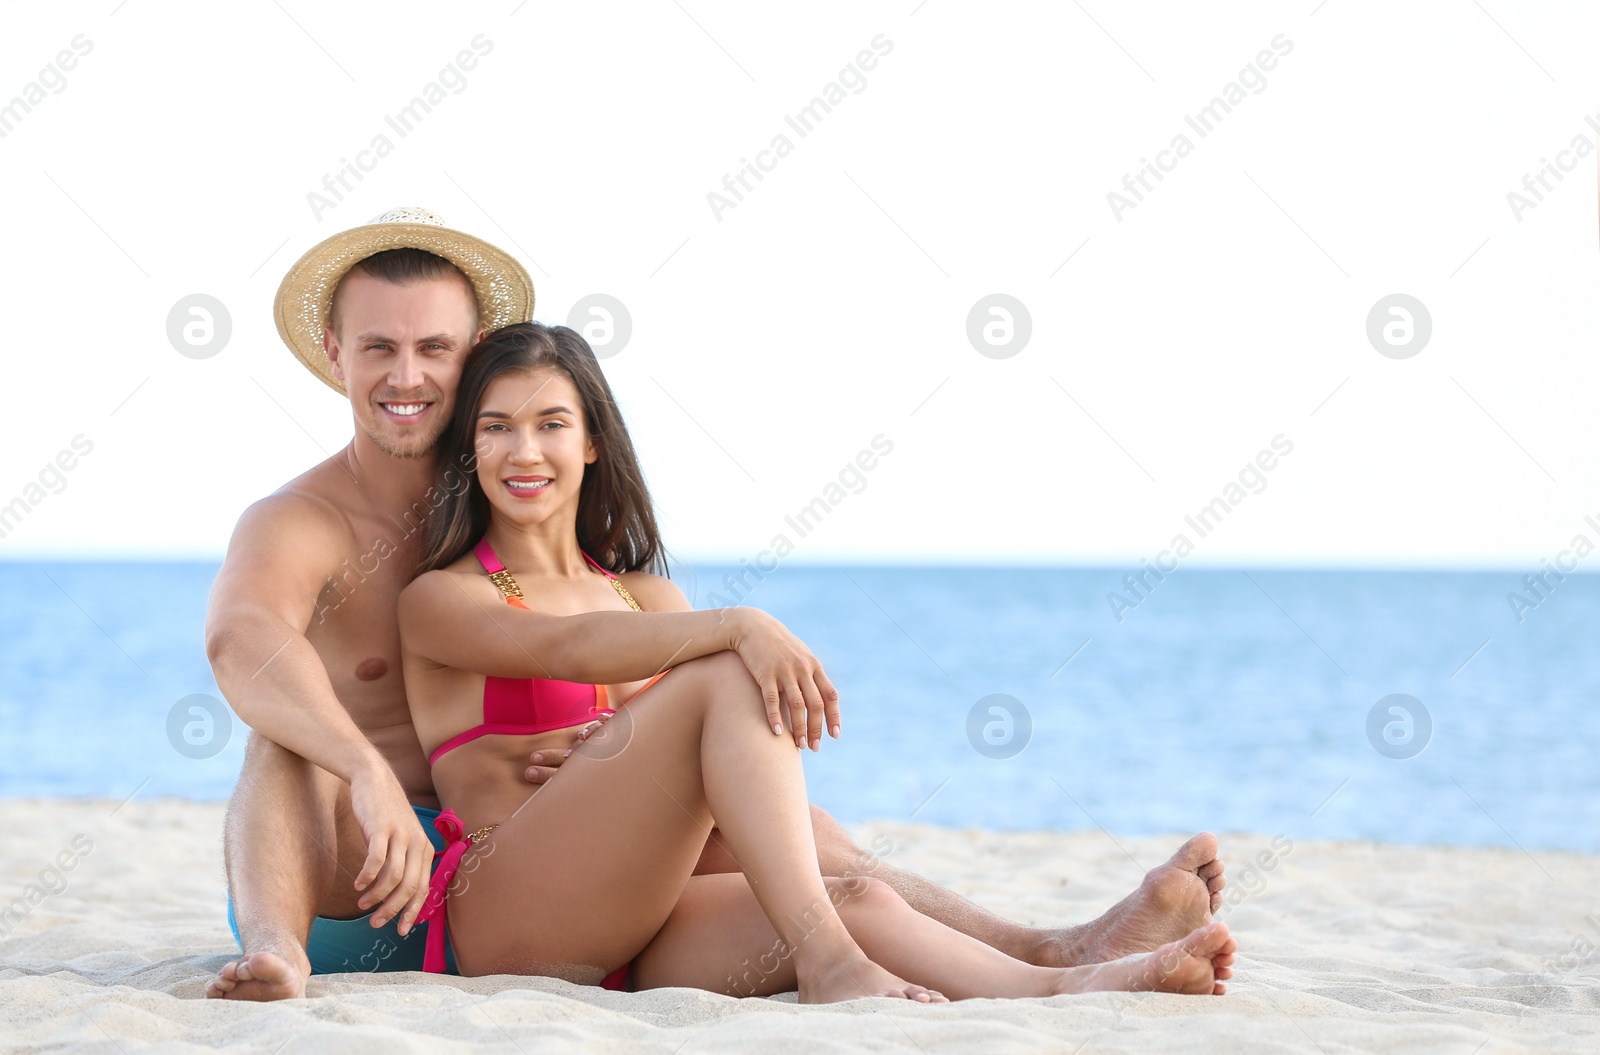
[418,322,668,577]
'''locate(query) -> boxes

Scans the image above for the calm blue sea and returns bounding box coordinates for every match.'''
[1,562,1595,853]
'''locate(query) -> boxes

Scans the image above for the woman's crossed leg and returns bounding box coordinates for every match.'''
[444,651,939,1001]
[442,652,1235,1001]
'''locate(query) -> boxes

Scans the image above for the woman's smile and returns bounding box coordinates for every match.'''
[503,475,552,496]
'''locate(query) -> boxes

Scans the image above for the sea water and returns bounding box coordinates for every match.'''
[0,561,1594,854]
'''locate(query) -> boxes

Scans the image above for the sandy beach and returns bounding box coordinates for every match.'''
[3,798,1598,1053]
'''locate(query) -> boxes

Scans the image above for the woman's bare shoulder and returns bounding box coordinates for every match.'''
[399,557,492,622]
[616,571,693,612]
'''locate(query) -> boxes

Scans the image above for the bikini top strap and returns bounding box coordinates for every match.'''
[473,539,524,600]
[583,550,644,613]
[473,540,640,611]
[580,550,616,580]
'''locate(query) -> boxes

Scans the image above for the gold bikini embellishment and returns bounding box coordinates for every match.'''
[487,559,641,612]
[485,568,523,598]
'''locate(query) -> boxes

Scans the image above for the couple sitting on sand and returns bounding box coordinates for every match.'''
[204,209,1236,1003]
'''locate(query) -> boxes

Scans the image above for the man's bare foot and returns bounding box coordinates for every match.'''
[798,952,949,1004]
[204,951,308,1001]
[1054,921,1237,997]
[1036,832,1227,967]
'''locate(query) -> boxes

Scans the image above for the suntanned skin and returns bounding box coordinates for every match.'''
[204,265,1228,1002]
[395,366,1238,1001]
[204,269,848,1001]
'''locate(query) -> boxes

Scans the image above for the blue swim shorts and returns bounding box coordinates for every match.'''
[226,803,457,975]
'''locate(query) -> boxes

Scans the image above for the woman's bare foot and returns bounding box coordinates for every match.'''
[1037,833,1227,967]
[204,950,308,1001]
[799,951,949,1004]
[1055,921,1237,997]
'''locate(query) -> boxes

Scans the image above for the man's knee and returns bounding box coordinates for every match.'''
[810,804,868,872]
[238,730,308,780]
[810,803,845,839]
[228,732,343,826]
[824,875,897,909]
[691,829,741,876]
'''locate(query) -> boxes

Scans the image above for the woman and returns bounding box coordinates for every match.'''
[397,322,1237,1001]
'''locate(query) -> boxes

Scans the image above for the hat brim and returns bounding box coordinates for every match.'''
[273,221,535,395]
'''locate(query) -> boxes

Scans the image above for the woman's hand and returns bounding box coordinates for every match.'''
[726,608,841,751]
[524,714,613,785]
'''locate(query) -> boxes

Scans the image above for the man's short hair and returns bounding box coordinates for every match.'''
[326,248,480,334]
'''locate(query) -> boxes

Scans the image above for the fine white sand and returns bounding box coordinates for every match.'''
[3,798,1599,1053]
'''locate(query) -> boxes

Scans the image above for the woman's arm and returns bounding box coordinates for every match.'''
[397,570,841,747]
[398,569,738,680]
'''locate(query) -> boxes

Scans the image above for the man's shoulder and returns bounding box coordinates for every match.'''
[238,483,347,542]
[230,458,362,559]
[276,453,366,511]
[212,460,373,612]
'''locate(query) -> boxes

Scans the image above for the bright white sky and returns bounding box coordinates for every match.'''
[0,2,1595,567]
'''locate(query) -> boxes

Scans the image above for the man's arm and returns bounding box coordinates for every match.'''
[204,493,432,934]
[205,494,378,779]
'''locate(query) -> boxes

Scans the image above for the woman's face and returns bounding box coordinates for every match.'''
[474,367,596,527]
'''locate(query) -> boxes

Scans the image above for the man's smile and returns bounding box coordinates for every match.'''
[378,400,434,422]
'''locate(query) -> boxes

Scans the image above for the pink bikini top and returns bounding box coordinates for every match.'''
[426,539,647,766]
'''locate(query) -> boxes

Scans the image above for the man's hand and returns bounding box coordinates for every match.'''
[347,762,434,937]
[524,714,613,785]
[727,608,842,752]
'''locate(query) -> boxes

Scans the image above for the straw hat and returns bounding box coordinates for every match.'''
[273,207,536,395]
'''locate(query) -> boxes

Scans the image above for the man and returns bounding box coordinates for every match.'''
[206,208,1224,1000]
